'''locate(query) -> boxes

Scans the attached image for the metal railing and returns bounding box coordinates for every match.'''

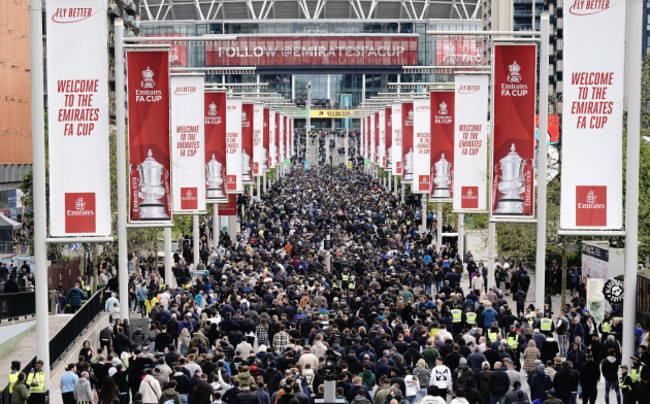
[0,291,35,322]
[0,288,106,402]
[50,288,106,365]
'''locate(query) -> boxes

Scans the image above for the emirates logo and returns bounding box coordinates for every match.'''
[586,190,597,204]
[576,186,607,226]
[141,67,156,89]
[180,187,198,209]
[507,61,522,83]
[75,197,86,211]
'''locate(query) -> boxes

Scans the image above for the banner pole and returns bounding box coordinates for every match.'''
[193,214,200,269]
[30,0,50,390]
[623,0,642,367]
[488,221,496,289]
[437,203,443,251]
[257,176,261,200]
[421,196,428,233]
[115,18,130,321]
[164,227,173,286]
[534,13,550,310]
[213,203,220,249]
[458,213,465,267]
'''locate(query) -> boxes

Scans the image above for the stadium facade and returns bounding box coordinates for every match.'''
[137,0,487,129]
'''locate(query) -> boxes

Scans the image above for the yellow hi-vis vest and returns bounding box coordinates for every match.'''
[465,312,477,325]
[602,321,612,333]
[26,370,45,392]
[452,309,462,323]
[540,318,553,331]
[8,370,18,393]
[507,334,520,349]
[488,330,499,342]
[631,364,643,383]
[342,274,349,282]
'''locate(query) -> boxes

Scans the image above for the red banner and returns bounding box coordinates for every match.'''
[218,193,237,216]
[491,44,537,217]
[430,91,455,199]
[385,107,392,169]
[435,36,484,67]
[242,103,254,182]
[127,50,172,222]
[263,108,270,169]
[148,34,187,67]
[274,112,280,165]
[536,114,560,143]
[401,102,414,180]
[205,91,227,202]
[205,36,417,66]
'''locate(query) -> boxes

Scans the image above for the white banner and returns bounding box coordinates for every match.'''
[170,75,206,214]
[453,74,489,212]
[391,103,403,176]
[269,111,277,167]
[226,98,243,194]
[253,103,264,176]
[285,117,292,161]
[378,110,386,168]
[370,113,376,164]
[279,114,285,163]
[560,1,625,230]
[47,0,111,236]
[361,116,366,160]
[413,98,431,194]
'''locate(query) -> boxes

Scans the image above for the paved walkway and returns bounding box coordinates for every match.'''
[0,314,74,392]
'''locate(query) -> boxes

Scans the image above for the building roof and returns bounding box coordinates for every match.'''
[137,0,481,22]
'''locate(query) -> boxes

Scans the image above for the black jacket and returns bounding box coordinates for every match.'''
[488,369,510,396]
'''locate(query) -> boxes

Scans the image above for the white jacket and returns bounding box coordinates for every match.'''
[138,374,162,404]
[429,365,451,390]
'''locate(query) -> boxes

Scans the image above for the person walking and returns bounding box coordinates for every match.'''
[73,371,95,404]
[601,349,622,404]
[60,364,79,404]
[11,373,30,404]
[67,282,87,312]
[579,354,600,404]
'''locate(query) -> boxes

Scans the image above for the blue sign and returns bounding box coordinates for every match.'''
[340,94,352,129]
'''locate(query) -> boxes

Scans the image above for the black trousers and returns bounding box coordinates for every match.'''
[62,391,76,404]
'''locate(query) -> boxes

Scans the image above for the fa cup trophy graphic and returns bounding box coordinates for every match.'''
[206,154,226,199]
[403,148,414,181]
[242,150,253,182]
[261,146,268,171]
[137,149,169,220]
[432,153,452,198]
[494,143,526,215]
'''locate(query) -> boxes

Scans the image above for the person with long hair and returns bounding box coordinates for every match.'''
[98,376,119,404]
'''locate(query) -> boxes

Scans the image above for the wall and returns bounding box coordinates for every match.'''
[0,0,32,165]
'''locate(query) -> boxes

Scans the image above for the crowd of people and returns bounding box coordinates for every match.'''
[6,165,650,404]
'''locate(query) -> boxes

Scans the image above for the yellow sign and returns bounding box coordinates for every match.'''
[310,110,352,118]
[346,160,352,169]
